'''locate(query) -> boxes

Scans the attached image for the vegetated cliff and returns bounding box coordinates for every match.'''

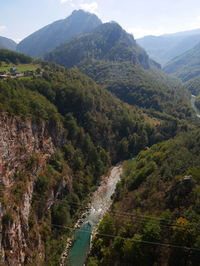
[0,58,193,265]
[44,21,192,119]
[163,42,200,82]
[44,21,152,70]
[0,61,158,265]
[88,129,200,266]
[0,114,66,265]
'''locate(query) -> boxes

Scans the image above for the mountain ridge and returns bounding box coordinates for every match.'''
[0,36,16,51]
[44,21,153,70]
[163,41,200,82]
[17,9,102,57]
[44,20,192,119]
[137,29,200,66]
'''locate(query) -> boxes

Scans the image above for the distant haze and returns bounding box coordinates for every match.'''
[1,0,200,42]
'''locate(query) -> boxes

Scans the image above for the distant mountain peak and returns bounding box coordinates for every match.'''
[17,9,102,57]
[0,36,16,51]
[70,9,101,19]
[71,9,94,15]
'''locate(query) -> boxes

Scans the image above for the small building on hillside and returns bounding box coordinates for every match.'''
[10,67,19,76]
[24,70,35,77]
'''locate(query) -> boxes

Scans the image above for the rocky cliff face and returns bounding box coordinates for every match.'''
[0,114,68,265]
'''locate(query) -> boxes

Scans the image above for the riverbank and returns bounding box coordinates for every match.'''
[62,164,122,266]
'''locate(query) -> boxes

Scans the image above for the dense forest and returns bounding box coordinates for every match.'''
[88,129,200,266]
[44,22,151,69]
[78,59,192,119]
[164,42,200,82]
[185,76,200,96]
[0,49,32,64]
[44,22,193,120]
[1,10,200,265]
[1,57,186,264]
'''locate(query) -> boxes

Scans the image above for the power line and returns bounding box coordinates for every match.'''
[2,190,198,230]
[2,189,199,230]
[29,197,200,229]
[51,224,200,252]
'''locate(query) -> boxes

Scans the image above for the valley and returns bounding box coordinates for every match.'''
[1,6,200,266]
[64,164,122,266]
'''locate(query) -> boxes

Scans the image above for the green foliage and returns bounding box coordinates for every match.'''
[0,49,32,64]
[185,75,200,95]
[44,20,192,120]
[2,212,13,227]
[0,56,194,265]
[195,94,200,109]
[78,59,192,119]
[52,201,71,227]
[45,22,150,69]
[34,175,49,194]
[164,42,200,82]
[89,129,200,265]
[22,66,164,162]
[25,156,39,170]
[0,79,61,122]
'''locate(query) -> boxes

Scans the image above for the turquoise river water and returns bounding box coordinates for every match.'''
[66,165,122,266]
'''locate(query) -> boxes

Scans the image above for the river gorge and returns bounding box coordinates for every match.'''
[60,164,122,266]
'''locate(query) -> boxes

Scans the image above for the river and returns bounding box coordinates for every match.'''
[59,94,199,266]
[191,94,200,118]
[63,164,122,266]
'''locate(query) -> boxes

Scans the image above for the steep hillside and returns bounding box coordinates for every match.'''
[45,22,151,69]
[0,36,16,51]
[89,129,200,266]
[137,29,200,66]
[164,42,200,82]
[45,22,192,119]
[78,59,191,119]
[185,76,200,95]
[17,10,102,58]
[0,49,32,64]
[1,59,178,265]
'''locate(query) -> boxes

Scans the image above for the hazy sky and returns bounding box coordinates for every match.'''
[1,0,200,42]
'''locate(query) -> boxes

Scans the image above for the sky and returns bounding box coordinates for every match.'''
[1,0,200,42]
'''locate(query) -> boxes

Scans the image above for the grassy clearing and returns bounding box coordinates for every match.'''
[0,64,40,72]
[18,76,33,80]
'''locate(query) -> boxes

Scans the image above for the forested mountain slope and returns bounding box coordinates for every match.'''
[137,29,200,66]
[164,42,200,82]
[1,56,181,265]
[89,129,200,266]
[45,22,151,70]
[0,49,32,64]
[45,22,192,119]
[17,10,102,57]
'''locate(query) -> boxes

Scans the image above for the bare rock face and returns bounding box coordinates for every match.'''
[0,114,65,265]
